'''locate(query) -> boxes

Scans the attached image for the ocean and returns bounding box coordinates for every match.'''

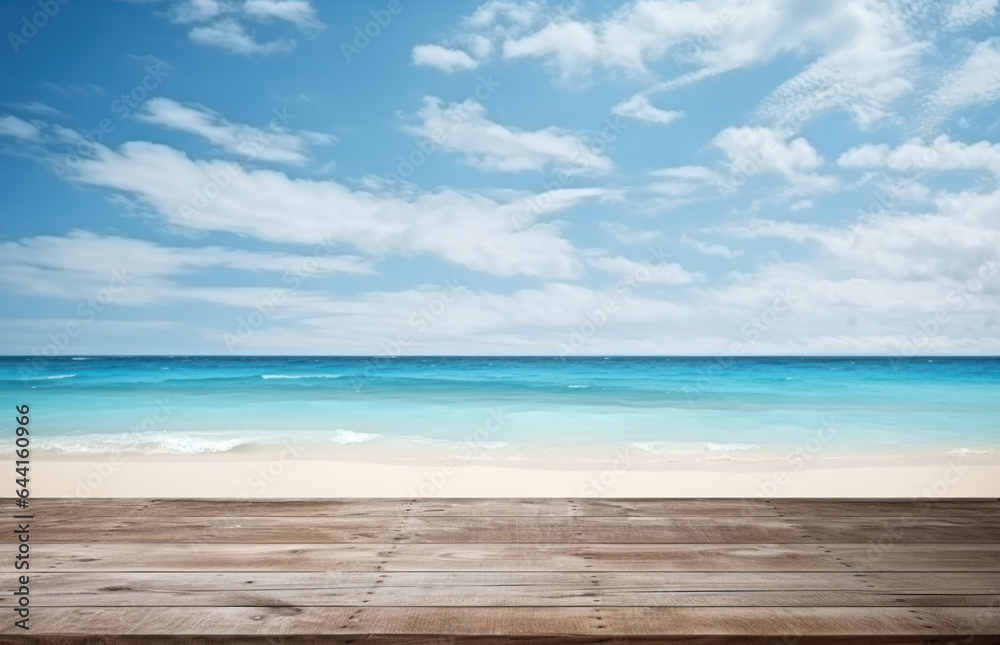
[1,356,997,462]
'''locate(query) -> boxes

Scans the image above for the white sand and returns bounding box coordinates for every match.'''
[25,453,1000,498]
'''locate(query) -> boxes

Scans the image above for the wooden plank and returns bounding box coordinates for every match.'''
[2,606,997,636]
[16,497,1000,517]
[12,515,1000,543]
[31,542,1000,572]
[0,636,991,645]
[4,571,999,607]
[8,498,998,640]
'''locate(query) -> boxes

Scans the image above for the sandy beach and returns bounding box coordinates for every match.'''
[28,452,1000,498]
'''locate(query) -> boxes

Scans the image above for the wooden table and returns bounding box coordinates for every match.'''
[3,498,999,643]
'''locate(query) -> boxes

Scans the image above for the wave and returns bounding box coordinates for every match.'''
[404,435,510,451]
[627,441,760,454]
[261,374,343,379]
[329,430,381,444]
[16,374,77,381]
[567,384,590,388]
[2,432,255,455]
[946,447,995,456]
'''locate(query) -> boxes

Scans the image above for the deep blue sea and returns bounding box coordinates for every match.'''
[1,356,997,461]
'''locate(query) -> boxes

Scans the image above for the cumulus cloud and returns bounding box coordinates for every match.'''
[404,96,613,174]
[135,98,334,164]
[838,136,1000,176]
[712,126,836,193]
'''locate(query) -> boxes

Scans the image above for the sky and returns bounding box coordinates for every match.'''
[0,0,999,356]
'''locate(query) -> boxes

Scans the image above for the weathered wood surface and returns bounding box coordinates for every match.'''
[24,497,1000,517]
[1,498,997,643]
[4,606,999,636]
[10,515,1000,543]
[4,571,1000,607]
[27,541,1000,572]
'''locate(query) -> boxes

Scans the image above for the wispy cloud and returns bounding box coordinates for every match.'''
[404,97,612,174]
[921,39,1000,132]
[135,98,334,164]
[611,95,682,126]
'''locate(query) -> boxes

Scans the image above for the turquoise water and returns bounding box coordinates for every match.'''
[1,356,998,461]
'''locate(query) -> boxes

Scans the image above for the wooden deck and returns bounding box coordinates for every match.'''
[2,498,999,643]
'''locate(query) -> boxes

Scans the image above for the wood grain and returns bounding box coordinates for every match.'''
[2,498,997,642]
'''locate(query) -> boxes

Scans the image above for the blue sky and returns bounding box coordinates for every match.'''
[1,0,999,355]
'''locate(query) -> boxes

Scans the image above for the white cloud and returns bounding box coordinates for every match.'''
[945,0,998,29]
[162,0,323,54]
[466,0,918,127]
[188,19,295,55]
[838,136,1000,176]
[404,96,612,174]
[0,230,375,303]
[0,115,41,141]
[243,0,324,31]
[1,101,64,118]
[168,0,227,23]
[587,254,702,284]
[720,186,1000,284]
[412,45,480,72]
[61,140,613,279]
[922,39,1000,132]
[712,126,836,193]
[135,97,333,164]
[680,234,742,258]
[611,94,682,126]
[648,165,723,197]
